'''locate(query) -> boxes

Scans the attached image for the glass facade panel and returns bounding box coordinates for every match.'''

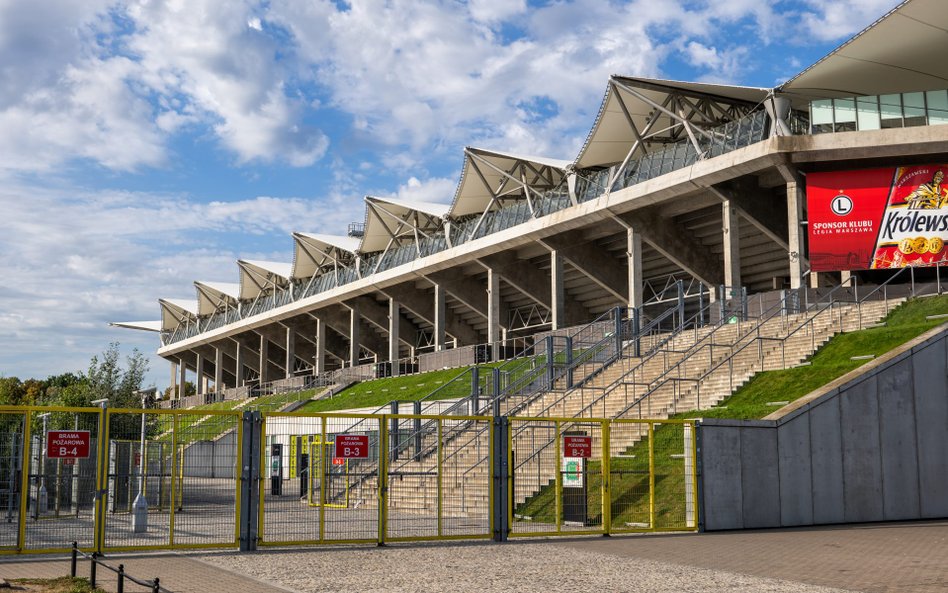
[880,94,903,128]
[903,92,927,127]
[926,90,948,124]
[811,99,834,133]
[833,98,856,132]
[856,96,881,130]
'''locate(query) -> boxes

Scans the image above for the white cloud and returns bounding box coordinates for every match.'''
[391,176,457,205]
[798,0,900,43]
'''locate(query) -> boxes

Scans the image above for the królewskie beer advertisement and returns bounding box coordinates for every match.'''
[808,165,948,271]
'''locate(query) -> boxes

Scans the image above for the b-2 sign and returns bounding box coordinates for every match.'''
[334,434,369,459]
[563,435,592,459]
[46,430,91,459]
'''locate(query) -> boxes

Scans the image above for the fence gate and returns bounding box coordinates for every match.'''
[258,412,494,547]
[508,417,698,537]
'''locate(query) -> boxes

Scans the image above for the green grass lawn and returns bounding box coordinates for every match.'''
[515,295,948,528]
[674,294,948,421]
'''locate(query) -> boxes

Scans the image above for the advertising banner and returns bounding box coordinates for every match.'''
[808,165,948,271]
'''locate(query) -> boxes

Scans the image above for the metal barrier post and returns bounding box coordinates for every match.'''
[117,564,125,593]
[413,401,422,462]
[546,336,554,387]
[741,287,748,321]
[389,400,400,461]
[677,280,685,330]
[632,307,641,358]
[90,552,97,588]
[378,417,389,546]
[470,366,480,415]
[238,411,262,551]
[492,416,509,542]
[613,307,622,356]
[565,336,575,388]
[71,542,78,577]
[699,285,705,326]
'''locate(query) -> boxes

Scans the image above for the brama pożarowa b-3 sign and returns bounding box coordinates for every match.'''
[808,165,948,272]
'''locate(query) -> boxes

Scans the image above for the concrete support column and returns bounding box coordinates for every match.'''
[723,200,741,292]
[170,361,178,400]
[285,327,295,379]
[259,335,269,384]
[627,228,643,310]
[841,270,853,287]
[389,299,400,375]
[314,318,326,376]
[234,341,245,387]
[433,284,446,352]
[195,354,205,395]
[178,357,187,398]
[214,346,224,391]
[488,268,502,360]
[349,306,361,367]
[810,272,821,289]
[787,177,806,289]
[551,251,566,330]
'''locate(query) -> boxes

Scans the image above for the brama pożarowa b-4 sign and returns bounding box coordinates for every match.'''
[808,165,948,272]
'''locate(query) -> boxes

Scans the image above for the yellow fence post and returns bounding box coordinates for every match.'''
[648,421,655,531]
[169,413,177,547]
[17,412,31,552]
[319,416,326,542]
[378,415,388,546]
[436,418,443,538]
[554,420,561,535]
[601,420,611,535]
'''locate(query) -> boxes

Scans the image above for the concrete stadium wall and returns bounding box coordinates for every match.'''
[182,430,237,479]
[699,323,948,531]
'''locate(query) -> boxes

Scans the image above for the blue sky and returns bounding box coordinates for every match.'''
[0,0,900,389]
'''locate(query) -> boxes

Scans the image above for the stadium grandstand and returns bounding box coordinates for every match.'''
[114,0,948,406]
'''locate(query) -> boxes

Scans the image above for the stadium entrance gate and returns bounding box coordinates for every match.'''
[0,406,696,554]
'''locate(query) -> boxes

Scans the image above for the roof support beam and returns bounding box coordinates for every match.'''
[538,230,628,304]
[477,253,587,326]
[382,283,480,346]
[614,209,724,288]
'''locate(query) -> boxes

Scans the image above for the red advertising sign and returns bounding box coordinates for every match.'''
[334,434,369,459]
[332,458,346,466]
[808,165,948,271]
[563,435,592,458]
[46,431,91,459]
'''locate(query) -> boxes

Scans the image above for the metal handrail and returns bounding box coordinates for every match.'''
[612,268,911,420]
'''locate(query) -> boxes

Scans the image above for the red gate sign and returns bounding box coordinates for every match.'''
[332,458,346,466]
[334,434,369,459]
[563,435,592,458]
[46,431,91,459]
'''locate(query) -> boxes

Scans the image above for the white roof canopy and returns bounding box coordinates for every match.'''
[360,196,451,254]
[449,147,571,218]
[292,233,360,280]
[194,281,241,316]
[574,76,768,169]
[158,299,198,331]
[109,320,162,332]
[237,260,292,300]
[780,1,947,103]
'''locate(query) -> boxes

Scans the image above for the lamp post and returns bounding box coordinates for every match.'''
[34,413,50,520]
[131,388,156,533]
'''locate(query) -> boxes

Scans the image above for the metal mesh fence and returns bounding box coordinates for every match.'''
[0,412,26,551]
[510,418,697,537]
[22,409,102,552]
[101,409,240,551]
[261,414,383,545]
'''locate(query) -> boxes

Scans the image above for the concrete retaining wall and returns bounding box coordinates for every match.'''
[699,323,948,531]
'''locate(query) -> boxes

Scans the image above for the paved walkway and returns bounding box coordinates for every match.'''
[0,520,944,592]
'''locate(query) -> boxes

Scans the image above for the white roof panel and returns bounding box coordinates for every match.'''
[237,260,292,300]
[360,196,450,254]
[109,320,162,332]
[449,147,570,218]
[292,233,360,279]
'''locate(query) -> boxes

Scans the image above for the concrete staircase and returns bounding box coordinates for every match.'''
[381,297,904,514]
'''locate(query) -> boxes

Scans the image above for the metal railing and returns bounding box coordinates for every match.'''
[72,542,167,593]
[163,111,773,347]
